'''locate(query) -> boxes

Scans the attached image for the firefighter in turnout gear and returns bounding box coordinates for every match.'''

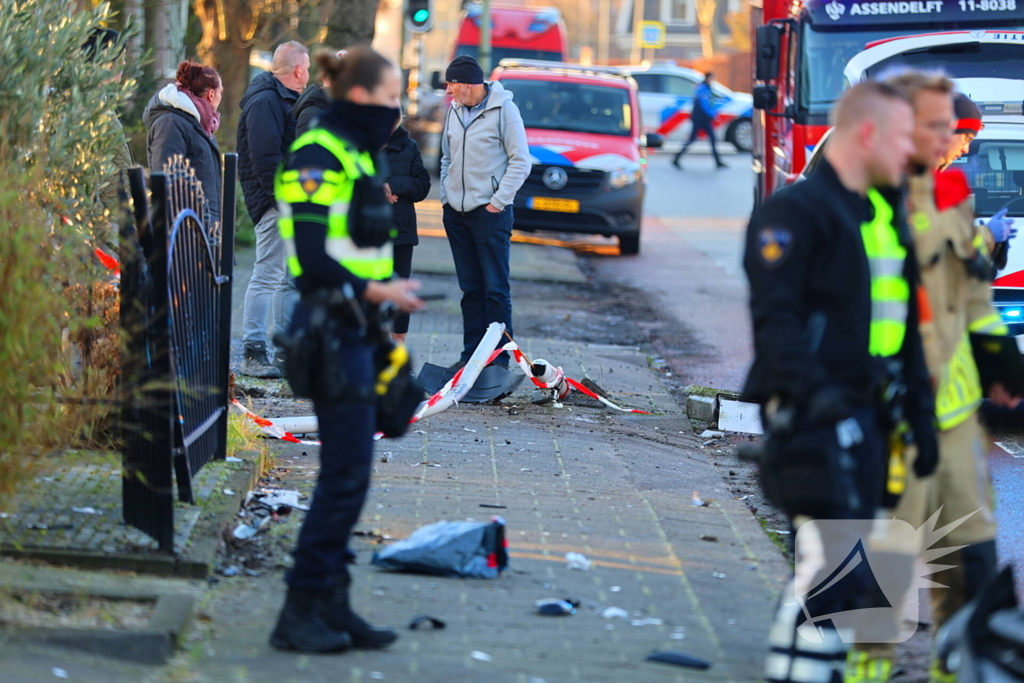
[743,81,938,683]
[268,47,423,654]
[846,75,1022,683]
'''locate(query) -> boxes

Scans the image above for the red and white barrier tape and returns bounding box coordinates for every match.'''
[232,399,321,445]
[233,333,649,444]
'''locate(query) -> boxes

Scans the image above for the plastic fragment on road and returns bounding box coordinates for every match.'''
[718,398,764,435]
[646,650,712,670]
[610,586,621,592]
[712,572,727,579]
[408,615,446,630]
[233,523,260,540]
[535,598,578,616]
[471,651,493,662]
[692,491,708,507]
[631,617,664,626]
[602,607,629,619]
[371,517,508,579]
[53,668,69,679]
[72,507,100,515]
[699,430,725,439]
[245,489,309,512]
[225,456,243,463]
[565,552,592,571]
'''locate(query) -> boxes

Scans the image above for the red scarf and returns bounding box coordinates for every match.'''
[179,85,220,137]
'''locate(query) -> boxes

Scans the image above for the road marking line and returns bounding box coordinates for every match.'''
[995,441,1024,458]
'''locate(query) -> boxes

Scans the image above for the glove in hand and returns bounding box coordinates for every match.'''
[987,209,1015,244]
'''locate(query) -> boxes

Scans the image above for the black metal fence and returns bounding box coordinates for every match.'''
[120,154,237,552]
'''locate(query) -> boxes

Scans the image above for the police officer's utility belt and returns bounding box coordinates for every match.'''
[273,287,425,438]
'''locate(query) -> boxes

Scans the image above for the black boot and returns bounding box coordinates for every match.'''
[270,586,352,653]
[325,573,398,649]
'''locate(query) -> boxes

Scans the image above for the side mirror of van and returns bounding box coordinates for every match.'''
[643,133,664,150]
[755,25,784,82]
[430,71,444,91]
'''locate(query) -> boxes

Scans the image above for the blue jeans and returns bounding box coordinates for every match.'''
[241,209,299,354]
[674,117,722,165]
[443,204,514,364]
[286,303,376,590]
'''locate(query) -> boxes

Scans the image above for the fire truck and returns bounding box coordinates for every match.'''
[750,0,1024,207]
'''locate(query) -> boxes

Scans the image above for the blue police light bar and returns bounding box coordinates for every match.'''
[1001,307,1024,321]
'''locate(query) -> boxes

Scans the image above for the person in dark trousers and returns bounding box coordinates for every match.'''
[144,61,224,228]
[268,46,422,654]
[383,116,431,344]
[440,55,530,369]
[744,81,937,683]
[672,72,727,170]
[237,41,310,379]
[294,49,347,138]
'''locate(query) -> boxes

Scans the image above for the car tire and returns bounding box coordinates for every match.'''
[728,118,753,153]
[618,232,640,255]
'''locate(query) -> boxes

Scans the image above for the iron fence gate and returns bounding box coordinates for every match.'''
[121,154,237,552]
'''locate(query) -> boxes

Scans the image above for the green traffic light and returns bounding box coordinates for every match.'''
[413,8,429,22]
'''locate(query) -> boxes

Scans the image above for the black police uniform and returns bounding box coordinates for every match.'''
[743,159,936,683]
[269,100,401,653]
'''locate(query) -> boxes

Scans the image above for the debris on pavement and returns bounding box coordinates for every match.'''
[535,598,578,616]
[610,586,622,592]
[699,430,725,439]
[565,552,592,571]
[479,504,507,509]
[72,507,100,514]
[225,456,243,463]
[218,565,240,577]
[381,452,393,463]
[471,651,493,662]
[646,650,712,670]
[602,607,629,619]
[232,522,263,540]
[712,572,727,579]
[631,617,664,626]
[52,668,69,679]
[699,535,719,543]
[371,518,508,579]
[244,488,309,513]
[408,615,446,631]
[692,491,708,507]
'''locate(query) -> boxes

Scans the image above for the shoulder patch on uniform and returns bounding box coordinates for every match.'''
[298,168,325,197]
[758,228,793,269]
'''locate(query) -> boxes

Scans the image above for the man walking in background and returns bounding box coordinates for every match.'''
[440,55,530,369]
[672,72,727,170]
[237,41,309,378]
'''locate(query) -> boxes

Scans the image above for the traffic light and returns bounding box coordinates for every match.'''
[406,0,434,33]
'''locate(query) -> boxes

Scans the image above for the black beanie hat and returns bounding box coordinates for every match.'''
[446,55,484,85]
[953,93,983,135]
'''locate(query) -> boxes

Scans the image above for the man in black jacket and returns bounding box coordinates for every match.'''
[238,41,310,378]
[293,50,346,138]
[746,81,938,683]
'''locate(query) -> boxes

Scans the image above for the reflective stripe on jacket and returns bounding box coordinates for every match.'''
[275,128,393,281]
[863,189,909,358]
[908,170,1007,430]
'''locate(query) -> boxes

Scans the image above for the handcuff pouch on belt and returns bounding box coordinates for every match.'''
[756,407,863,519]
[273,299,356,404]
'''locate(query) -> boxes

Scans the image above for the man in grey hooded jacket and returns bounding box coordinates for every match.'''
[441,56,530,368]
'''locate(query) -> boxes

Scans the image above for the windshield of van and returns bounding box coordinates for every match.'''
[863,42,1024,81]
[456,45,563,64]
[951,138,1024,216]
[801,25,907,115]
[498,79,633,136]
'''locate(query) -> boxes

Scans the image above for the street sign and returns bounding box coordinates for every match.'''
[640,21,665,49]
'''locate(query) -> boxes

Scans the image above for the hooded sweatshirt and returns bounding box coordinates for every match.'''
[440,81,530,212]
[144,84,222,227]
[237,71,301,223]
[293,83,330,138]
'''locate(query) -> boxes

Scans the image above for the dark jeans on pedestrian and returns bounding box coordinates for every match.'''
[442,204,514,364]
[393,243,414,335]
[674,117,722,166]
[286,302,376,590]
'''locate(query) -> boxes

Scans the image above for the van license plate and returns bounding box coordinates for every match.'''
[530,197,579,213]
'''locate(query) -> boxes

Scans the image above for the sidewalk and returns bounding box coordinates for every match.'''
[195,221,787,682]
[0,217,787,683]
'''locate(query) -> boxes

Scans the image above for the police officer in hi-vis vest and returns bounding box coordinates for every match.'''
[742,81,938,683]
[268,47,423,654]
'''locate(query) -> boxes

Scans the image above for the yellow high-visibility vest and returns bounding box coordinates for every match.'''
[862,189,909,358]
[275,128,393,281]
